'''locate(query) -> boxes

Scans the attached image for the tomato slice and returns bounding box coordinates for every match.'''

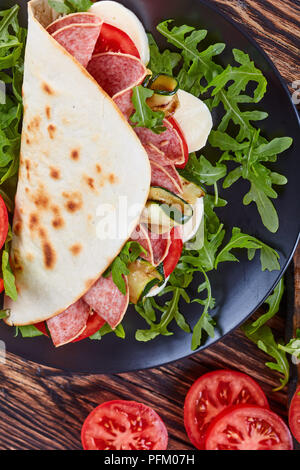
[81,400,168,450]
[35,312,106,343]
[93,23,140,58]
[0,278,4,294]
[163,226,183,278]
[0,195,8,251]
[289,385,300,443]
[205,404,293,450]
[167,117,189,170]
[184,369,269,449]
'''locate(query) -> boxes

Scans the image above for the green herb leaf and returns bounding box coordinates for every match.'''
[130,85,166,134]
[48,0,93,14]
[242,323,289,391]
[2,226,17,301]
[246,278,285,335]
[157,20,225,95]
[179,153,227,187]
[148,33,181,76]
[278,329,300,360]
[215,227,280,272]
[107,241,147,294]
[15,325,44,338]
[90,323,126,340]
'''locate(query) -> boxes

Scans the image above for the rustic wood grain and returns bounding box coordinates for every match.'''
[0,0,298,450]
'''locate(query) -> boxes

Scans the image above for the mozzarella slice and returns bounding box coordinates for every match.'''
[146,276,169,298]
[89,1,150,64]
[174,90,213,153]
[182,197,204,244]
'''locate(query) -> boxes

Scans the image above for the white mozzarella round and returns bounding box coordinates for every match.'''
[90,1,150,64]
[174,89,213,153]
[182,197,204,244]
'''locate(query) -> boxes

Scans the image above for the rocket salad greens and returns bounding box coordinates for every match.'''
[0,3,295,358]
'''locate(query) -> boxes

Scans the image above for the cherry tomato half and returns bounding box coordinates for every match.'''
[81,400,168,450]
[35,312,106,343]
[0,195,8,251]
[94,23,140,58]
[289,385,300,443]
[167,117,189,170]
[205,404,293,450]
[184,369,269,449]
[163,226,183,278]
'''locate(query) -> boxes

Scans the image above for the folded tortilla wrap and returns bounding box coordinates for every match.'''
[4,0,151,326]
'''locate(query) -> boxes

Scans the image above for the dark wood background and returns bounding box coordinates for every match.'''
[0,0,299,450]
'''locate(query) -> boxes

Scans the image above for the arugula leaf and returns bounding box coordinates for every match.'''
[130,85,166,134]
[15,325,43,338]
[215,227,280,272]
[135,287,191,342]
[278,329,300,360]
[90,323,125,340]
[48,0,93,14]
[242,323,289,391]
[179,153,227,187]
[245,278,285,335]
[147,33,181,76]
[157,20,225,95]
[191,270,215,350]
[106,241,146,294]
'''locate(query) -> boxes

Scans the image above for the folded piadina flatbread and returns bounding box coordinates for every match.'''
[4,0,151,327]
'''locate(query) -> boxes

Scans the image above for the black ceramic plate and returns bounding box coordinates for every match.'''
[1,0,299,373]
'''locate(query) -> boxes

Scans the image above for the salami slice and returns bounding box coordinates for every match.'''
[46,13,101,35]
[52,24,102,68]
[47,299,91,347]
[150,161,183,195]
[144,143,173,167]
[87,52,147,98]
[113,89,134,120]
[135,120,185,165]
[131,224,171,266]
[83,274,129,329]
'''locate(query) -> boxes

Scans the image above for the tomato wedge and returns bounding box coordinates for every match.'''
[35,312,106,343]
[163,226,183,278]
[205,404,293,450]
[0,278,4,294]
[93,23,140,58]
[184,369,269,449]
[81,400,168,450]
[0,195,8,251]
[289,385,300,443]
[167,117,189,170]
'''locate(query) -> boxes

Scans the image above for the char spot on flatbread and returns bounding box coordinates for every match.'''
[83,175,95,191]
[43,241,56,270]
[42,82,55,95]
[50,167,61,179]
[62,191,83,213]
[69,244,82,256]
[32,186,49,210]
[95,164,101,173]
[14,221,22,236]
[47,124,56,139]
[27,116,41,132]
[45,106,51,119]
[29,213,39,231]
[52,216,64,229]
[108,173,117,184]
[39,227,47,239]
[70,149,80,160]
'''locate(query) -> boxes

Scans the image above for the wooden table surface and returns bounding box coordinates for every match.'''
[0,0,299,450]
